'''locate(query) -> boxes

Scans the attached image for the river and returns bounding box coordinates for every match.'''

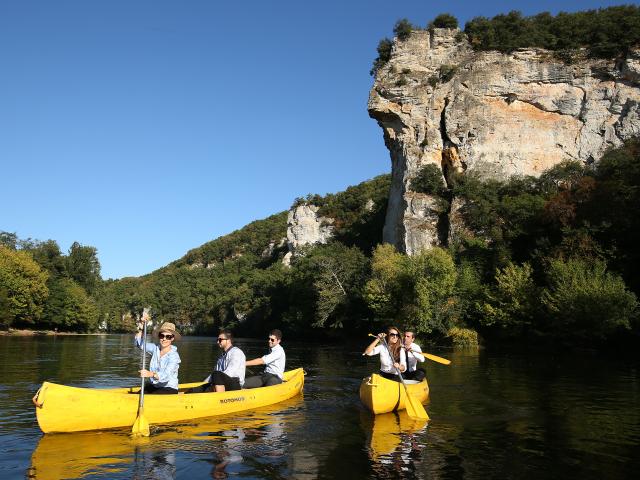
[0,334,638,479]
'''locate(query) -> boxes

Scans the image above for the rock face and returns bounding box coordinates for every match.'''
[369,28,640,255]
[283,205,334,265]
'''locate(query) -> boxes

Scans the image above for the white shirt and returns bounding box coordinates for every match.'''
[210,345,246,386]
[367,344,407,375]
[262,344,286,379]
[404,342,425,372]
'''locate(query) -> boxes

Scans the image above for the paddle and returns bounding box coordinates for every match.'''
[132,308,151,437]
[407,349,451,366]
[368,333,429,421]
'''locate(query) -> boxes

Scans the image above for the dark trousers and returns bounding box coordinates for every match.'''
[404,368,426,382]
[243,373,282,389]
[192,371,242,393]
[142,383,178,394]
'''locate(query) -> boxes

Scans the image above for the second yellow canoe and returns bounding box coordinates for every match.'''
[359,373,429,415]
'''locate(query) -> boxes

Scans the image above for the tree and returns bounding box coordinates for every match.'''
[479,262,539,333]
[394,19,414,41]
[541,258,637,341]
[364,244,411,320]
[409,248,458,335]
[430,13,459,29]
[66,242,101,295]
[0,246,49,327]
[43,278,99,332]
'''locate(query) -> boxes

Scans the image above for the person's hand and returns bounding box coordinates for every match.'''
[377,332,386,340]
[139,369,155,378]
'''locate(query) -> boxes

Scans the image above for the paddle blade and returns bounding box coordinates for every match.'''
[424,353,451,365]
[131,408,150,437]
[404,386,429,420]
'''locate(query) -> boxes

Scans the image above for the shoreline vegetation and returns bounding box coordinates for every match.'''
[2,9,639,350]
[0,328,106,336]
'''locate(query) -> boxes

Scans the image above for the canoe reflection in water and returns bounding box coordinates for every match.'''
[28,397,302,480]
[361,409,428,476]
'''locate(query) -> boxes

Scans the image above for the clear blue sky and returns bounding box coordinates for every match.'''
[0,0,632,279]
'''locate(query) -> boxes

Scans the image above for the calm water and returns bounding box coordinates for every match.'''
[0,334,638,479]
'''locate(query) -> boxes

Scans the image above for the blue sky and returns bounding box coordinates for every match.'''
[0,0,633,279]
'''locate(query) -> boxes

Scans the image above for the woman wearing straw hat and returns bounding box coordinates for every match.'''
[134,320,181,394]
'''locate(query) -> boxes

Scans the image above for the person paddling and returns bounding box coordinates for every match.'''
[134,318,181,394]
[363,326,407,381]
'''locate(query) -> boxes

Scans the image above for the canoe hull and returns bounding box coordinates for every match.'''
[359,373,429,415]
[34,368,304,433]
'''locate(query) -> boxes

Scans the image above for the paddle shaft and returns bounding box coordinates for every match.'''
[138,317,147,409]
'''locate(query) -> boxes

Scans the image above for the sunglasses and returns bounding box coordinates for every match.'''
[387,332,399,337]
[268,337,277,342]
[217,337,227,343]
[158,333,174,340]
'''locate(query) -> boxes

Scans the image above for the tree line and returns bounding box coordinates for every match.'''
[2,143,638,347]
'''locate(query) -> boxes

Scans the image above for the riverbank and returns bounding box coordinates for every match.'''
[0,328,106,336]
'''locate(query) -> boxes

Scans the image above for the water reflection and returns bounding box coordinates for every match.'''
[361,410,428,477]
[28,396,303,480]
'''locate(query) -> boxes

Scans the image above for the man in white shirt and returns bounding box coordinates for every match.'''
[402,330,426,381]
[244,329,286,388]
[198,329,246,392]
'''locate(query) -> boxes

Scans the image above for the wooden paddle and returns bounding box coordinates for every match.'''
[132,308,150,437]
[406,349,451,366]
[369,334,429,421]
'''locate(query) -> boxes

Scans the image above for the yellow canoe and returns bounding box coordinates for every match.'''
[33,368,304,433]
[359,373,429,415]
[29,396,303,480]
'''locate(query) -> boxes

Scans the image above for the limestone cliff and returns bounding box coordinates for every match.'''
[283,204,334,265]
[369,28,640,254]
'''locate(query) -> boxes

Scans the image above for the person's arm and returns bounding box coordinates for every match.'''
[246,357,265,367]
[134,331,156,353]
[396,348,407,373]
[409,344,425,363]
[364,333,384,355]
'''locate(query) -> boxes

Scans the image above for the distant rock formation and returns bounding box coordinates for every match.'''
[283,205,334,265]
[369,28,640,254]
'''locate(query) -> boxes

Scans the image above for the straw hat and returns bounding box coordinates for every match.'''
[152,322,181,341]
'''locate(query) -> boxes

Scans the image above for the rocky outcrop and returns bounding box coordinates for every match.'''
[283,205,334,265]
[369,28,640,254]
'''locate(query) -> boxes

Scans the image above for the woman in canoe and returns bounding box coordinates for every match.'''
[363,326,407,382]
[134,321,181,394]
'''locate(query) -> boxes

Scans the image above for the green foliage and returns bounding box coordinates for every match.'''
[430,13,459,30]
[439,64,458,82]
[464,6,640,59]
[541,258,637,340]
[446,326,479,347]
[410,248,458,335]
[66,242,101,294]
[365,245,458,335]
[394,19,414,41]
[370,38,393,76]
[410,164,446,196]
[0,246,49,327]
[43,278,99,332]
[479,262,539,331]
